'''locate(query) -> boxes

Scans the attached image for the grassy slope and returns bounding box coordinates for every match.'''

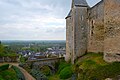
[48,75,60,80]
[74,53,120,80]
[41,53,120,80]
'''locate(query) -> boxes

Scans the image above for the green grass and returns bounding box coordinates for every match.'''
[0,68,18,80]
[74,52,120,80]
[48,75,60,80]
[0,64,9,71]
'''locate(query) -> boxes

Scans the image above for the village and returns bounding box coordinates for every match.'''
[0,40,66,62]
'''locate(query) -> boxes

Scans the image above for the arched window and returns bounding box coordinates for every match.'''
[91,20,95,36]
[81,16,84,21]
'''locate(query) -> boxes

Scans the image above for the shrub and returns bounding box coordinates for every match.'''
[57,61,71,74]
[59,66,73,79]
[0,75,4,80]
[0,68,18,80]
[40,66,51,76]
[0,64,9,71]
[12,66,25,80]
[30,69,48,80]
[20,56,28,63]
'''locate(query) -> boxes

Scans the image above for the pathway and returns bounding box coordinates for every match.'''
[0,63,36,80]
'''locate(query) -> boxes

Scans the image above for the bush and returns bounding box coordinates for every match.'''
[59,66,73,79]
[30,69,48,80]
[20,56,28,63]
[0,64,9,71]
[12,66,25,80]
[40,66,51,76]
[0,68,18,80]
[57,61,71,74]
[0,75,4,80]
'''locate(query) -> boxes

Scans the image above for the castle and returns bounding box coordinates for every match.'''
[65,0,120,64]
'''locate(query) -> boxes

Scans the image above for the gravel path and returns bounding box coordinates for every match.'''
[0,63,36,80]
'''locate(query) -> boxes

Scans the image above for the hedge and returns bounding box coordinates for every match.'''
[0,75,4,80]
[12,66,25,80]
[59,66,73,79]
[30,69,48,80]
[57,62,71,74]
[0,64,9,71]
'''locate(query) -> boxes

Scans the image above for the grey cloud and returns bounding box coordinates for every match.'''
[0,0,100,40]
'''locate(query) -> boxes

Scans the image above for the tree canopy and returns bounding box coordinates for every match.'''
[0,44,17,57]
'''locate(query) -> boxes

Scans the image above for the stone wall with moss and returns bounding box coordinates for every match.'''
[104,0,120,62]
[66,0,120,63]
[88,1,104,53]
[72,6,88,64]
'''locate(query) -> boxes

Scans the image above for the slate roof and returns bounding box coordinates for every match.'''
[73,0,88,7]
[65,10,71,19]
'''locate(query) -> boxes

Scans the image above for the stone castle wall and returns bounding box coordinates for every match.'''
[66,16,72,62]
[88,1,104,53]
[73,7,88,62]
[66,0,120,63]
[104,0,120,62]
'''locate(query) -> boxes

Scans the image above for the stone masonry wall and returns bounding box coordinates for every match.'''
[104,0,120,62]
[88,1,104,53]
[72,6,88,63]
[66,0,120,63]
[65,17,72,62]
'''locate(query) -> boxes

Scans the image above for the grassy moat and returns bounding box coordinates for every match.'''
[49,53,120,80]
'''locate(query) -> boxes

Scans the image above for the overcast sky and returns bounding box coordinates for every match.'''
[0,0,101,40]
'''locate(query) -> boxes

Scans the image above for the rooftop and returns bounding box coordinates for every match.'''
[72,0,88,7]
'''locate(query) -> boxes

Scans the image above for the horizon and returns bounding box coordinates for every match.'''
[1,40,66,41]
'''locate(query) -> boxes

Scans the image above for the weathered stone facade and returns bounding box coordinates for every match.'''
[65,0,120,63]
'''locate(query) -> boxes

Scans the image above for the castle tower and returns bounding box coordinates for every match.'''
[65,10,72,62]
[66,0,89,64]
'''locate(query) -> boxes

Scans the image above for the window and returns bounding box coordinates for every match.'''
[91,20,94,36]
[81,16,84,21]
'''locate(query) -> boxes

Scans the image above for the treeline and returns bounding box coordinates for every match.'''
[0,44,17,57]
[1,40,66,53]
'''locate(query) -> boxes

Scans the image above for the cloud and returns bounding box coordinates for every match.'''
[0,0,100,40]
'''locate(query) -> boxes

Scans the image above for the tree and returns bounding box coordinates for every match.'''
[0,44,4,54]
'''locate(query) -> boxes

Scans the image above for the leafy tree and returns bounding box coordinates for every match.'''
[0,44,4,53]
